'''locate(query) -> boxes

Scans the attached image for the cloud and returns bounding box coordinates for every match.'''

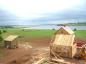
[30,9,86,24]
[0,9,18,25]
[0,0,86,25]
[0,0,83,18]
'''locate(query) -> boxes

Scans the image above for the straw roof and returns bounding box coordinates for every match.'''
[55,26,74,35]
[4,35,18,41]
[53,34,75,46]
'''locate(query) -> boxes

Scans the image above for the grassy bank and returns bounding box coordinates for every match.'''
[75,30,86,39]
[1,28,55,38]
[0,28,86,39]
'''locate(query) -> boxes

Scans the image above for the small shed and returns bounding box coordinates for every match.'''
[50,26,77,58]
[4,35,19,49]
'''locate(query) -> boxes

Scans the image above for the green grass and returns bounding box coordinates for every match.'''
[0,28,86,39]
[1,28,55,38]
[75,30,86,39]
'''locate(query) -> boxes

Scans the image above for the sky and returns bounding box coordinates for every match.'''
[0,0,86,25]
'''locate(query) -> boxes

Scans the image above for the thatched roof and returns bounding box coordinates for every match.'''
[4,35,18,41]
[55,26,74,35]
[53,34,75,46]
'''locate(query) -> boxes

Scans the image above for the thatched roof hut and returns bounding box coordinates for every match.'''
[4,35,19,49]
[50,26,77,58]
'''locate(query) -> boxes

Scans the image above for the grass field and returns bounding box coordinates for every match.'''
[75,30,86,39]
[1,28,55,38]
[0,28,86,39]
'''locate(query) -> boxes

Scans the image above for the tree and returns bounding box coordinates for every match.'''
[52,28,55,30]
[0,29,3,48]
[3,29,7,33]
[0,35,3,42]
[73,28,77,31]
[0,30,2,34]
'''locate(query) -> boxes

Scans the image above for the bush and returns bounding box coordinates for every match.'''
[52,28,55,30]
[3,29,7,33]
[0,35,4,48]
[0,30,2,34]
[73,28,77,31]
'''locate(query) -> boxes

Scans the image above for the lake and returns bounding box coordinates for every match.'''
[23,25,86,30]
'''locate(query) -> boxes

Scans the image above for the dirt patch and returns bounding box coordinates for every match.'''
[0,48,33,64]
[18,37,52,48]
[18,37,86,48]
[0,37,86,64]
[0,37,51,64]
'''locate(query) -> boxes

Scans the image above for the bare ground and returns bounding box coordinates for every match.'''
[0,37,86,64]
